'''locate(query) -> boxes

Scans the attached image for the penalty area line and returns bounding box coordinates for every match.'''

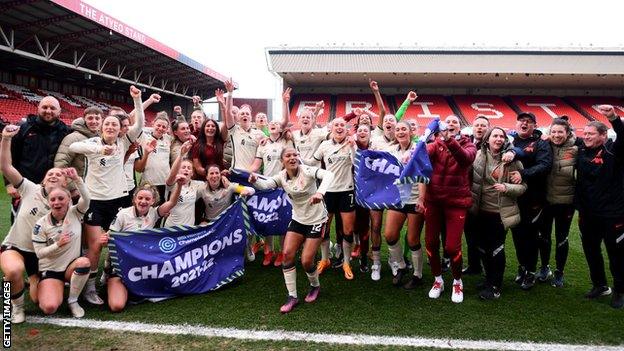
[27,317,623,351]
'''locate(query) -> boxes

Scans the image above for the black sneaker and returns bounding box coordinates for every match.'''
[536,265,552,282]
[521,272,536,291]
[479,285,501,300]
[331,254,344,269]
[359,256,370,273]
[514,266,526,285]
[392,268,406,287]
[403,276,423,290]
[585,286,612,299]
[551,270,564,288]
[462,265,482,275]
[611,292,624,309]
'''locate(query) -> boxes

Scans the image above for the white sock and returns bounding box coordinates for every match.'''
[283,267,297,298]
[388,243,406,269]
[85,277,96,292]
[68,271,90,304]
[372,250,381,265]
[435,275,443,283]
[306,270,320,287]
[321,240,330,261]
[11,293,24,307]
[411,248,423,278]
[453,278,463,287]
[342,240,352,264]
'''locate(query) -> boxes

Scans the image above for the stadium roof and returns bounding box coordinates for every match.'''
[266,47,624,90]
[0,0,228,98]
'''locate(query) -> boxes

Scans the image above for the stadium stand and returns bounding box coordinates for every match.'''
[289,94,332,126]
[509,96,590,133]
[392,95,455,134]
[566,96,624,125]
[452,95,519,129]
[335,94,390,126]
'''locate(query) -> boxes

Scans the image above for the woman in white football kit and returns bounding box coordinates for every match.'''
[250,121,295,267]
[135,115,173,201]
[250,147,334,313]
[68,85,146,305]
[32,168,91,318]
[103,181,183,312]
[0,125,70,323]
[382,122,426,289]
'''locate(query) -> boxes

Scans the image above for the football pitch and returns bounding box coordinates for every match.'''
[1,183,622,351]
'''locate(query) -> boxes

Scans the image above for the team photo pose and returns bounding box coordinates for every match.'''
[32,167,91,318]
[249,147,335,313]
[68,85,146,305]
[470,127,527,300]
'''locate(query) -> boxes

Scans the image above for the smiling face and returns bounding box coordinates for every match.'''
[38,97,61,123]
[42,168,67,189]
[206,166,222,188]
[444,115,461,138]
[583,125,606,149]
[48,188,71,218]
[298,110,314,130]
[516,117,535,139]
[133,189,155,216]
[488,128,506,153]
[281,147,299,172]
[383,115,397,135]
[173,122,190,141]
[268,121,281,135]
[177,160,193,183]
[204,119,218,138]
[550,124,568,146]
[101,116,121,141]
[237,106,252,127]
[84,113,102,133]
[394,122,411,144]
[472,117,489,141]
[152,119,169,139]
[356,125,371,144]
[358,114,372,126]
[331,118,347,141]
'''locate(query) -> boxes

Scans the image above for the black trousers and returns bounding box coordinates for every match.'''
[538,203,575,272]
[475,211,507,288]
[511,204,542,273]
[463,213,482,271]
[578,213,624,293]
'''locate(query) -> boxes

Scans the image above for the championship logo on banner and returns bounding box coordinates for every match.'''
[108,199,251,299]
[228,169,292,237]
[353,150,403,209]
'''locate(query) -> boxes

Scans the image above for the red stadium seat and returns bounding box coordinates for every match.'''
[452,95,518,129]
[334,94,390,126]
[392,95,455,135]
[566,96,624,125]
[510,96,590,133]
[289,94,331,126]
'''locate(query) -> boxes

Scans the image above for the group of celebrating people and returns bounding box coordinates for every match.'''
[1,78,623,321]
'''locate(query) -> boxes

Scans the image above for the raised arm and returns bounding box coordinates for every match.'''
[598,104,624,157]
[158,177,183,216]
[127,86,145,141]
[65,168,90,213]
[444,137,477,168]
[128,93,160,126]
[224,79,235,130]
[134,138,156,173]
[166,140,192,186]
[281,87,292,130]
[369,80,386,120]
[1,125,23,186]
[396,91,417,121]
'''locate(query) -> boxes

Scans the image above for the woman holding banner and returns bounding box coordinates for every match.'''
[424,115,477,304]
[470,127,526,300]
[382,121,426,289]
[249,146,334,313]
[103,181,184,312]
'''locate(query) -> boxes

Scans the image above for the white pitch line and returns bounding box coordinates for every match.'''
[27,317,623,351]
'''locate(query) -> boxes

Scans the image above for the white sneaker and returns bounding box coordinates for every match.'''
[428,280,444,299]
[68,301,85,318]
[11,302,25,324]
[388,260,399,276]
[451,281,464,303]
[83,289,104,305]
[371,263,381,281]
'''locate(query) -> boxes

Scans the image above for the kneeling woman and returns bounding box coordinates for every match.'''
[249,147,334,313]
[32,168,92,318]
[470,127,527,299]
[103,181,183,312]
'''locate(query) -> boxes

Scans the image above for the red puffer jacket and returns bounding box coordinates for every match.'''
[425,135,477,208]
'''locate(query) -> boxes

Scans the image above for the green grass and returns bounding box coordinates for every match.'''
[1,182,622,350]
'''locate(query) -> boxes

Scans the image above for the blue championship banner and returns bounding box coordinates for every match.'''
[108,199,251,299]
[353,150,403,209]
[228,169,292,236]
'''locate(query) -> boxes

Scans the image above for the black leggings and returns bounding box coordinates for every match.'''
[511,205,542,273]
[475,211,507,288]
[538,204,574,272]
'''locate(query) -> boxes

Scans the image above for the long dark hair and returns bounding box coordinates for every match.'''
[195,119,224,167]
[481,127,509,152]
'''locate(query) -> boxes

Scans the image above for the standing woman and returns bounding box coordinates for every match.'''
[382,122,426,289]
[313,118,357,280]
[575,105,624,309]
[104,181,183,312]
[249,147,334,313]
[190,118,226,179]
[0,125,69,323]
[170,120,195,164]
[537,118,578,287]
[424,115,477,303]
[353,124,376,273]
[470,127,527,300]
[134,115,172,201]
[250,121,295,267]
[33,168,91,318]
[163,141,203,227]
[68,85,145,305]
